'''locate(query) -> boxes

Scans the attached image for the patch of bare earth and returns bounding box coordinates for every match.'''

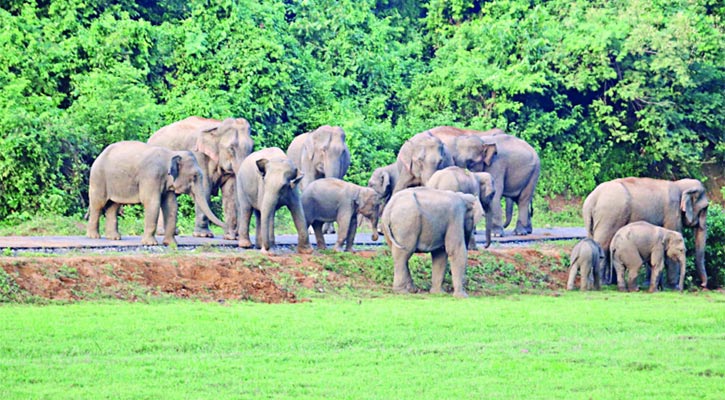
[0,246,572,303]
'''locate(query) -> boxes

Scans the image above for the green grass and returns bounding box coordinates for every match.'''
[1,293,724,399]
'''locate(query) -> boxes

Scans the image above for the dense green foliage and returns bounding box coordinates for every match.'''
[1,0,723,220]
[1,295,724,398]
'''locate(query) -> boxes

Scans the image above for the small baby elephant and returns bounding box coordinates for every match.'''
[566,238,604,291]
[610,221,686,292]
[301,178,383,252]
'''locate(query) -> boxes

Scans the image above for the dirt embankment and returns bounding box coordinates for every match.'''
[0,247,572,303]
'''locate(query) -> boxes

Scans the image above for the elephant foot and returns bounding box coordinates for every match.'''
[453,291,469,299]
[297,245,314,255]
[223,232,237,240]
[107,232,121,241]
[429,287,445,295]
[162,237,177,246]
[491,227,505,237]
[141,236,159,246]
[513,225,531,236]
[238,238,254,248]
[193,229,214,238]
[393,284,417,294]
[87,231,101,239]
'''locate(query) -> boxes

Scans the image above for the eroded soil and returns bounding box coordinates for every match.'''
[0,246,572,303]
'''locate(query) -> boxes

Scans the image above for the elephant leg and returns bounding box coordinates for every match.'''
[141,196,161,246]
[237,201,254,248]
[612,256,627,292]
[447,239,469,298]
[391,247,416,294]
[489,191,505,237]
[430,248,448,294]
[312,221,327,250]
[513,196,532,236]
[286,195,312,254]
[648,253,665,293]
[160,193,178,246]
[221,178,238,240]
[86,199,104,239]
[104,203,122,240]
[627,265,641,292]
[343,214,357,252]
[566,262,579,291]
[253,210,262,248]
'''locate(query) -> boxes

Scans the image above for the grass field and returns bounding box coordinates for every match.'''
[1,292,724,399]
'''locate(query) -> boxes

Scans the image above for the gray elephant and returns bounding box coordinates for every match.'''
[583,177,708,288]
[236,147,312,254]
[566,238,605,291]
[381,187,484,298]
[301,178,383,252]
[428,126,540,236]
[148,116,254,239]
[87,141,225,246]
[392,131,452,194]
[610,221,687,292]
[367,162,399,206]
[425,166,495,249]
[286,125,350,191]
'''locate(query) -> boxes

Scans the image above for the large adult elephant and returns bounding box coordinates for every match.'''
[428,126,540,236]
[87,141,225,246]
[582,177,709,288]
[392,131,451,194]
[286,125,350,191]
[148,116,253,239]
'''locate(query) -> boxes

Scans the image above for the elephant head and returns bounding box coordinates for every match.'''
[167,152,226,229]
[663,230,687,291]
[676,179,709,286]
[195,117,254,176]
[407,132,448,185]
[458,192,485,248]
[357,187,384,242]
[452,135,497,172]
[302,125,350,184]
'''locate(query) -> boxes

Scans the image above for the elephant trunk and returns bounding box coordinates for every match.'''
[370,207,380,242]
[324,151,345,179]
[259,196,278,251]
[677,253,687,292]
[192,182,226,229]
[483,206,493,248]
[694,226,707,288]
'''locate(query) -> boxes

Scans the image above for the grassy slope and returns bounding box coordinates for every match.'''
[1,292,724,399]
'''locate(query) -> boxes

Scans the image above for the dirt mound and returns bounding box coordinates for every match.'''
[1,255,297,303]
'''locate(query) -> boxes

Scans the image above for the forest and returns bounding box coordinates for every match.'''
[0,0,723,221]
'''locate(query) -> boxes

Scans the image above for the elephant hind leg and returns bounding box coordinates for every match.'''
[312,221,327,250]
[430,248,448,294]
[104,202,122,240]
[391,247,416,294]
[86,199,107,239]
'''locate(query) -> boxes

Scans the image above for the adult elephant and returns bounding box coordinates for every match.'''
[582,177,708,288]
[148,116,253,239]
[87,141,225,246]
[392,131,451,194]
[236,147,312,254]
[428,126,540,236]
[286,125,350,191]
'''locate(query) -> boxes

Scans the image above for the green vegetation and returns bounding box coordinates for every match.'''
[0,294,723,399]
[1,0,723,224]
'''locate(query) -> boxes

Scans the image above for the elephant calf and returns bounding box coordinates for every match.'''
[610,221,686,292]
[301,178,383,252]
[381,187,484,298]
[566,238,604,291]
[87,141,225,246]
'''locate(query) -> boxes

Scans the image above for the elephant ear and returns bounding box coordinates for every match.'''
[168,155,182,179]
[290,173,304,189]
[460,193,484,226]
[195,127,220,162]
[680,187,704,226]
[481,143,497,166]
[256,159,269,177]
[381,171,391,194]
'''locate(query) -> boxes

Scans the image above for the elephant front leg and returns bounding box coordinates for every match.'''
[335,209,356,252]
[161,194,179,246]
[237,202,254,248]
[104,203,122,240]
[430,248,448,294]
[287,196,312,254]
[141,197,161,246]
[488,193,505,237]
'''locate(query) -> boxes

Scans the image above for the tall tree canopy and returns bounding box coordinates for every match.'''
[1,0,723,219]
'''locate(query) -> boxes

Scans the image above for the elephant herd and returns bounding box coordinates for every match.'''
[86,115,710,295]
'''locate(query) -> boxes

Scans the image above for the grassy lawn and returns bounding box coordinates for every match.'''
[1,292,724,399]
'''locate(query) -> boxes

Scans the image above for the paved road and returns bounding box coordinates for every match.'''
[0,227,586,253]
